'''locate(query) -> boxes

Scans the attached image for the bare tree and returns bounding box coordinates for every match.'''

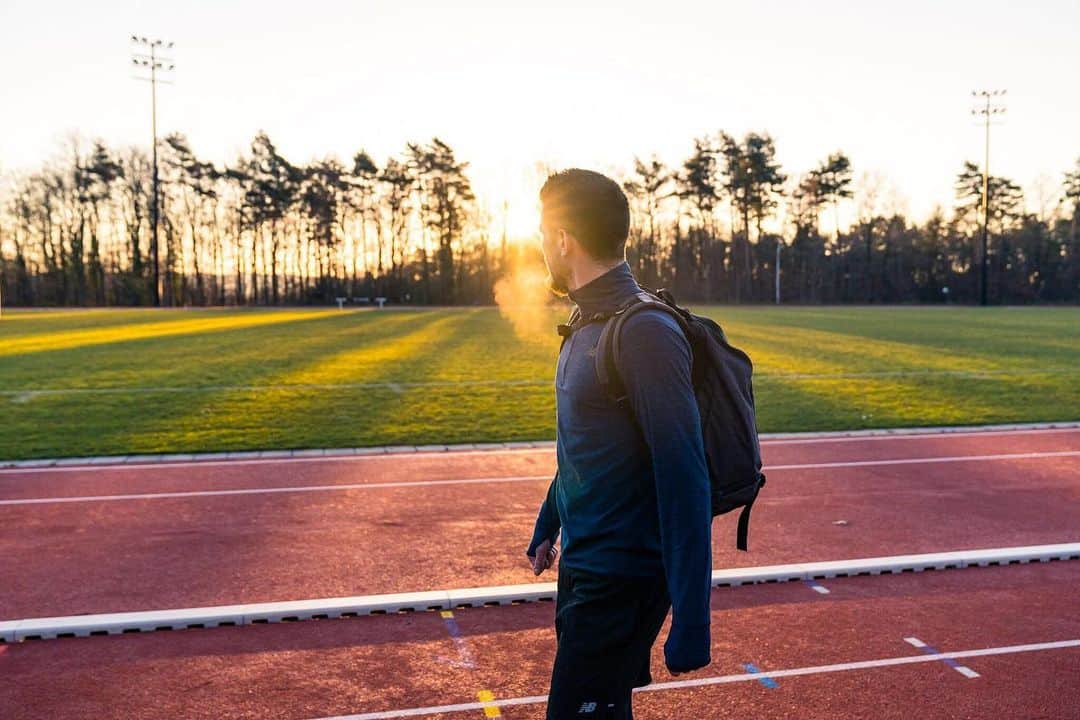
[622,155,671,287]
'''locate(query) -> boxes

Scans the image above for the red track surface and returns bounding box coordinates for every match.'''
[1,429,1077,617]
[1,560,1077,719]
[1,428,1078,719]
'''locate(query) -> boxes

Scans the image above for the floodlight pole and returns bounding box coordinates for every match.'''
[971,90,1006,307]
[131,37,174,306]
[774,241,781,304]
[151,45,160,306]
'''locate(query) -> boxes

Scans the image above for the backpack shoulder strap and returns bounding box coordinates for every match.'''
[595,290,688,403]
[557,305,582,351]
[558,303,621,351]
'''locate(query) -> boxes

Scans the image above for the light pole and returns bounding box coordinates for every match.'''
[774,240,781,305]
[970,90,1005,307]
[131,36,174,307]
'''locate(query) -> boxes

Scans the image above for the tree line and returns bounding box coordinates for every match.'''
[1,131,1078,307]
[622,135,1078,305]
[0,133,486,308]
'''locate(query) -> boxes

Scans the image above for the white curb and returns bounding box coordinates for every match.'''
[2,421,1077,470]
[3,543,1076,643]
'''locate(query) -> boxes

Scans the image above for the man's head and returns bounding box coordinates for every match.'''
[538,168,630,296]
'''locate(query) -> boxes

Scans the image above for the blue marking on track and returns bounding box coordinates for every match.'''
[905,637,980,678]
[440,611,478,669]
[743,662,779,688]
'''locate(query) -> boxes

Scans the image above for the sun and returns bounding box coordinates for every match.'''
[475,165,546,246]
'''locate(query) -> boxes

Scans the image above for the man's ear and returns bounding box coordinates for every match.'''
[557,229,571,257]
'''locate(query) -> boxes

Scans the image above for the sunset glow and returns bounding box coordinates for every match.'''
[2,0,1078,231]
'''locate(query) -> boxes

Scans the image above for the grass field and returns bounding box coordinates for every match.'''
[1,305,1077,460]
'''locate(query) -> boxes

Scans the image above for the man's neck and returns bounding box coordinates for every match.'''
[568,258,625,293]
[566,259,639,316]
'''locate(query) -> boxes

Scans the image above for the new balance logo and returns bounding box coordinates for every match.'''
[577,701,597,714]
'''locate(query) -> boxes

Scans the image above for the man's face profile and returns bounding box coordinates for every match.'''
[539,214,571,297]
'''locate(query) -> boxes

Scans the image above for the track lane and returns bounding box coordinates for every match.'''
[1,427,1076,500]
[1,561,1076,720]
[2,434,1079,618]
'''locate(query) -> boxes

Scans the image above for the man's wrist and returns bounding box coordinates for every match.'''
[526,529,557,557]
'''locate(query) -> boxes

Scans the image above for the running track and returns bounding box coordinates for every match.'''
[1,426,1078,718]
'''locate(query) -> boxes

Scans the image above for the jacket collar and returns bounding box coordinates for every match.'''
[567,260,641,318]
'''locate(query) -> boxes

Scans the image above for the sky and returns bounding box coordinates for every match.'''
[1,0,1078,237]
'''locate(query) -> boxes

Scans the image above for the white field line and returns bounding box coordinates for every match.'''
[3,544,1077,643]
[2,425,1078,475]
[0,379,553,397]
[3,366,1075,398]
[315,639,1080,719]
[3,451,1078,506]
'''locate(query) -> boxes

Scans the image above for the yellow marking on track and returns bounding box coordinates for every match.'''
[440,611,454,619]
[476,690,501,717]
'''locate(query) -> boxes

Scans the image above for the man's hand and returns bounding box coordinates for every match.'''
[664,623,711,676]
[527,538,557,576]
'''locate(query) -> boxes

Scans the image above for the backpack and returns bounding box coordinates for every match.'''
[557,286,767,551]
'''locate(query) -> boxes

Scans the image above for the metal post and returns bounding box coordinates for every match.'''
[131,37,174,306]
[150,43,160,306]
[774,241,781,305]
[981,94,989,307]
[971,90,1006,307]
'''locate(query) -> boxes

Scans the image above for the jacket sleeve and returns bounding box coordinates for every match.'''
[616,309,713,673]
[525,470,561,557]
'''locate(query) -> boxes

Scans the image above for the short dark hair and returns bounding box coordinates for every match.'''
[539,168,629,261]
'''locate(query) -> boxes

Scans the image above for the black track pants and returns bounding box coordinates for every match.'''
[545,565,672,720]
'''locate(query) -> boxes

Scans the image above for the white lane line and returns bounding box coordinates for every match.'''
[311,639,1080,719]
[765,450,1080,472]
[0,475,553,506]
[760,426,1080,446]
[4,451,1077,506]
[2,425,1076,475]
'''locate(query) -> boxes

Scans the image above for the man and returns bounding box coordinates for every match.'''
[525,169,713,719]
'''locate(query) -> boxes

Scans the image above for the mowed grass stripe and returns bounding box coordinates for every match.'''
[0,306,1077,460]
[2,365,1077,398]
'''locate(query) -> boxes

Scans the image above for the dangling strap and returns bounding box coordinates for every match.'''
[736,502,753,552]
[735,473,766,552]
